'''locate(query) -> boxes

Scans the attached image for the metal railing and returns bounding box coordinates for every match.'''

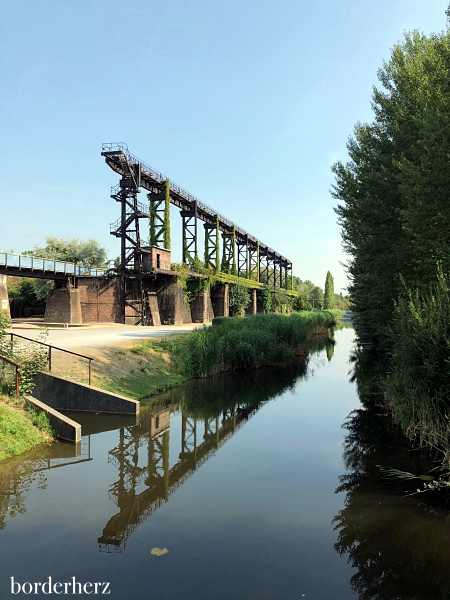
[0,252,107,277]
[9,334,94,385]
[101,142,284,259]
[0,354,20,396]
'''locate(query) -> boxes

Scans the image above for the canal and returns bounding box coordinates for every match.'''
[2,327,450,599]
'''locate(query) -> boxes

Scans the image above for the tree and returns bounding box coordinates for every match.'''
[24,236,108,268]
[229,284,250,316]
[324,271,334,309]
[333,18,450,344]
[292,295,312,311]
[22,237,109,302]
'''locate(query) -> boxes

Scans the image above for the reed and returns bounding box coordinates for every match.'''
[137,311,340,379]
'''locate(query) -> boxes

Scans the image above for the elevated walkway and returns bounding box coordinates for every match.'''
[0,252,107,280]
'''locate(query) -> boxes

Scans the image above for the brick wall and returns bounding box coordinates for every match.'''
[77,278,122,323]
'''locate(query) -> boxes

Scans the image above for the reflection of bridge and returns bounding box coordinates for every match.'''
[98,403,263,553]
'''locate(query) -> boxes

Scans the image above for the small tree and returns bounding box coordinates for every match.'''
[293,295,312,311]
[324,271,335,309]
[229,284,250,316]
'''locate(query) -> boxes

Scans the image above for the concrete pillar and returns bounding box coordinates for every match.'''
[191,290,214,323]
[245,289,257,315]
[44,288,82,324]
[0,275,10,318]
[157,279,184,325]
[147,292,161,326]
[211,284,229,317]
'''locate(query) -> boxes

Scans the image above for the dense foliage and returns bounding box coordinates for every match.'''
[333,18,450,344]
[333,9,450,446]
[324,271,334,309]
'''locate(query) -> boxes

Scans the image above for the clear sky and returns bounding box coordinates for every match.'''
[1,0,448,293]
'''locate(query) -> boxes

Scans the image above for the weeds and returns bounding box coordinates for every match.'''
[134,311,339,379]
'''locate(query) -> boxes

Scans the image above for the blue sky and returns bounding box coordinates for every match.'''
[1,0,448,293]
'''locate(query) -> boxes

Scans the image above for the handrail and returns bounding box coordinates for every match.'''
[0,252,108,278]
[0,354,20,396]
[10,334,94,385]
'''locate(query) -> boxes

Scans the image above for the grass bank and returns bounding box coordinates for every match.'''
[99,311,341,399]
[0,396,55,461]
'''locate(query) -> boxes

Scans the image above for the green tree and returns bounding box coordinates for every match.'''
[24,236,108,268]
[324,271,334,309]
[22,237,109,302]
[292,295,312,311]
[333,19,450,344]
[229,284,250,316]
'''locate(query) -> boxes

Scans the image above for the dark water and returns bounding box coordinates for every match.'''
[2,328,450,599]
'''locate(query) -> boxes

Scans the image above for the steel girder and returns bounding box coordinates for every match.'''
[204,222,218,270]
[237,236,248,278]
[181,201,198,265]
[148,185,166,248]
[248,242,259,282]
[221,231,235,274]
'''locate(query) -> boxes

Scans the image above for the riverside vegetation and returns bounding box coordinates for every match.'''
[1,310,340,460]
[97,311,341,400]
[333,6,450,487]
[0,313,55,461]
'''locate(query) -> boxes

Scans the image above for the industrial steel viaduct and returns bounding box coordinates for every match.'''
[102,143,293,323]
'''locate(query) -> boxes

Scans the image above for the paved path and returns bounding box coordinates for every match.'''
[7,323,202,351]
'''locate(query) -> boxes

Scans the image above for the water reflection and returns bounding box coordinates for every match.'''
[0,338,331,556]
[334,343,450,599]
[0,440,91,531]
[99,366,308,553]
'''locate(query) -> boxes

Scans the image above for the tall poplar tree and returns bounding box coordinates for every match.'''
[324,271,334,309]
[333,12,450,344]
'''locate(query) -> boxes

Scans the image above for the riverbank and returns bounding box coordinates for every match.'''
[89,311,341,399]
[0,396,55,461]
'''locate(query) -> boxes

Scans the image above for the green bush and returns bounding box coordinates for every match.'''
[167,311,338,378]
[211,316,229,326]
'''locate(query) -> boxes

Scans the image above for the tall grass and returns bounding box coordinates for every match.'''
[141,311,339,379]
[382,271,450,445]
[0,397,53,461]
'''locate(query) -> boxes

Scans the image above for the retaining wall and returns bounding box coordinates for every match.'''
[32,372,140,414]
[26,396,81,443]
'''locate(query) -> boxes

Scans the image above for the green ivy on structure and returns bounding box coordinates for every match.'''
[148,194,157,247]
[215,215,220,274]
[231,226,237,275]
[164,179,171,250]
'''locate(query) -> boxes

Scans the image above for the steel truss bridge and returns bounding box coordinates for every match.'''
[101,143,293,324]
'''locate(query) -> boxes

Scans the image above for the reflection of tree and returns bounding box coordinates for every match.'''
[334,345,450,600]
[0,459,48,531]
[0,442,89,534]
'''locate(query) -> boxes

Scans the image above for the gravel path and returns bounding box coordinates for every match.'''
[7,322,202,351]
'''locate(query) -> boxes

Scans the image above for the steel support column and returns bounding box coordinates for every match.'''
[248,242,259,282]
[204,221,218,270]
[148,185,166,248]
[110,161,149,325]
[181,201,197,265]
[237,235,248,279]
